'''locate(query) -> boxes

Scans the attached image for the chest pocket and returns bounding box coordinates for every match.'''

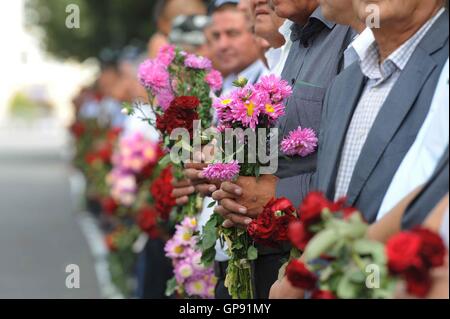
[282,84,327,137]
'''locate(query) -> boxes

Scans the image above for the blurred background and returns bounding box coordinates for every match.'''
[0,0,212,298]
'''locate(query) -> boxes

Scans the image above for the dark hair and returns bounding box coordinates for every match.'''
[208,1,238,15]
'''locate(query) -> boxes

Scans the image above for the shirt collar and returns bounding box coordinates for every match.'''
[279,20,294,40]
[290,7,335,43]
[350,28,375,61]
[360,8,445,80]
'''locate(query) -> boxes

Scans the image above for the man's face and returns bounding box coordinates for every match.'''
[352,0,431,27]
[271,0,318,20]
[99,68,120,96]
[251,0,285,39]
[320,0,353,23]
[209,9,261,76]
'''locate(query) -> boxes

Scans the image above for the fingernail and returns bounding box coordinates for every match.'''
[209,185,217,192]
[239,207,247,214]
[198,173,205,179]
[235,188,242,195]
[244,218,252,225]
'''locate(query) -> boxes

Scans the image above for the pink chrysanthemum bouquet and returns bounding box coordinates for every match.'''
[199,75,293,299]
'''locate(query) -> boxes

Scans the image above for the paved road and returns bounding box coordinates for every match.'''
[0,126,101,298]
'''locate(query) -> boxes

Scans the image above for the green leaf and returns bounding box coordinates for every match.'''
[278,261,289,280]
[207,201,217,208]
[201,246,217,266]
[304,229,339,262]
[158,153,172,168]
[247,245,258,261]
[165,277,178,297]
[353,239,386,265]
[337,273,359,299]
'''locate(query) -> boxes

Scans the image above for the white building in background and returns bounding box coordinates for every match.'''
[0,0,97,126]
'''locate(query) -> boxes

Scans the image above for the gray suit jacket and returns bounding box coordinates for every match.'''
[316,11,449,224]
[402,147,449,230]
[275,12,354,207]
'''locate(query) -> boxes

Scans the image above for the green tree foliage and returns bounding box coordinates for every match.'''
[25,0,157,61]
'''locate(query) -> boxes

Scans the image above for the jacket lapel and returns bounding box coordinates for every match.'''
[346,12,449,205]
[322,66,366,198]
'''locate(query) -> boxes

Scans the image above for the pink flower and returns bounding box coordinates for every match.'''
[229,85,262,129]
[255,74,293,103]
[156,44,176,66]
[202,161,240,181]
[281,127,318,157]
[156,88,175,111]
[138,59,170,92]
[213,96,234,126]
[205,69,223,92]
[184,54,212,70]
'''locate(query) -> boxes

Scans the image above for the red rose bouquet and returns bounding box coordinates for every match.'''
[386,227,446,297]
[248,197,299,247]
[284,191,447,299]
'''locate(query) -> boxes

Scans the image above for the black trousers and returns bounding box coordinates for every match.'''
[254,252,289,299]
[214,261,232,299]
[137,239,173,299]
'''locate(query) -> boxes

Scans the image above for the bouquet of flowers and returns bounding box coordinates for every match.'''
[198,75,293,299]
[386,226,446,297]
[105,132,175,235]
[82,126,122,204]
[106,132,160,209]
[165,216,217,299]
[284,192,447,299]
[104,224,141,297]
[123,44,223,220]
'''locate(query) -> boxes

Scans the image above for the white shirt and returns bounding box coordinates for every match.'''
[344,28,375,69]
[264,20,294,76]
[121,104,160,142]
[377,59,449,220]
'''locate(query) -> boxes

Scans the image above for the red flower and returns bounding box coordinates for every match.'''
[107,127,122,143]
[404,267,432,298]
[248,197,298,246]
[70,122,85,138]
[248,209,277,245]
[137,207,160,239]
[288,221,313,251]
[286,259,317,290]
[270,197,296,215]
[311,290,337,299]
[299,192,341,227]
[105,234,117,252]
[138,146,165,180]
[97,144,113,163]
[386,232,423,274]
[412,227,446,268]
[150,166,176,221]
[101,197,118,216]
[85,152,99,165]
[156,96,200,137]
[387,227,446,298]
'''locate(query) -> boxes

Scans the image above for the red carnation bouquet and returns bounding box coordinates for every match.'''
[283,192,447,299]
[123,45,223,220]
